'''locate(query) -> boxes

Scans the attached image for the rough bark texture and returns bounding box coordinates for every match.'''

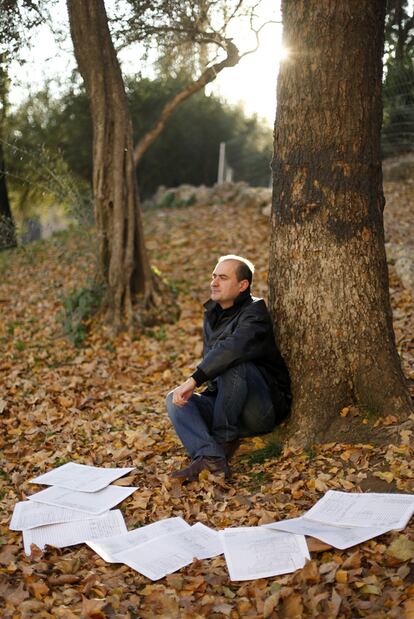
[269,0,413,444]
[66,0,157,330]
[0,142,16,250]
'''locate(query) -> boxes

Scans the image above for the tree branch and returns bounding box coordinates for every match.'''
[133,38,239,166]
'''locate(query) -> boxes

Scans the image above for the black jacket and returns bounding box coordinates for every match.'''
[193,290,291,418]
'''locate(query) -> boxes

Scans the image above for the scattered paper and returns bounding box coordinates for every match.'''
[265,517,391,549]
[10,501,97,531]
[23,510,127,555]
[30,462,135,492]
[116,523,223,581]
[87,516,191,563]
[303,490,414,530]
[28,484,138,515]
[220,527,309,581]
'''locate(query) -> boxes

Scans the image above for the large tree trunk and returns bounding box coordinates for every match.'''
[0,142,16,250]
[269,0,413,445]
[66,0,160,330]
[0,58,16,251]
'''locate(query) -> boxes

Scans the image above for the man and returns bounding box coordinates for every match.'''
[166,254,290,481]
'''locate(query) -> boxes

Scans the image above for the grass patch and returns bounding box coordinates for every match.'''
[360,395,383,419]
[61,280,104,346]
[242,441,283,466]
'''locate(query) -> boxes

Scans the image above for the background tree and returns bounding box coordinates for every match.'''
[66,0,273,329]
[0,58,16,250]
[6,80,272,203]
[382,0,414,156]
[113,0,271,166]
[0,1,44,248]
[66,0,162,330]
[269,0,413,445]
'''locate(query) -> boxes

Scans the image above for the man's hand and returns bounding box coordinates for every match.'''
[172,377,196,407]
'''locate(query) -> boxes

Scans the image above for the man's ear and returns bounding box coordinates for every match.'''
[239,279,249,293]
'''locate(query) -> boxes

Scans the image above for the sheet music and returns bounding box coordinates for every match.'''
[265,517,391,549]
[30,462,135,492]
[87,517,191,563]
[23,510,127,555]
[220,527,309,581]
[27,484,138,515]
[303,490,414,529]
[116,523,222,580]
[10,501,96,530]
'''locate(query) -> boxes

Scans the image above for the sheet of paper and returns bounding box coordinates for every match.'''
[87,517,191,563]
[30,462,135,492]
[28,484,138,515]
[116,523,222,580]
[220,527,310,581]
[303,490,414,529]
[265,517,391,549]
[10,501,97,531]
[23,510,127,555]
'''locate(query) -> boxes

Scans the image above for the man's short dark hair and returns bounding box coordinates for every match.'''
[218,255,254,286]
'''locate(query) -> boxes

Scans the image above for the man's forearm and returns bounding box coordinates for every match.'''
[191,367,208,387]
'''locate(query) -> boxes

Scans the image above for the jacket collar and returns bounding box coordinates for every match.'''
[203,288,252,312]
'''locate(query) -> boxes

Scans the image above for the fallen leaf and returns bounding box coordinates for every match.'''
[373,471,394,483]
[281,592,303,618]
[335,569,348,584]
[0,580,30,606]
[387,535,414,561]
[0,545,18,565]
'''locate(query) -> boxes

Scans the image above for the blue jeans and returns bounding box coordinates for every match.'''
[166,363,276,459]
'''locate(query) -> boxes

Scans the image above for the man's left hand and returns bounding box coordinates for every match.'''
[172,377,196,407]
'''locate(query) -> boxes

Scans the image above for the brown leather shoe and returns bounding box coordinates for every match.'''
[218,439,240,461]
[170,456,230,481]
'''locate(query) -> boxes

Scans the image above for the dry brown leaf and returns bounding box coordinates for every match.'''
[0,580,30,606]
[306,537,332,553]
[0,544,18,565]
[281,592,304,618]
[404,599,414,619]
[387,535,414,561]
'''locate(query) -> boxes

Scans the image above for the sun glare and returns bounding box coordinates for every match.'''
[279,46,290,61]
[210,22,285,127]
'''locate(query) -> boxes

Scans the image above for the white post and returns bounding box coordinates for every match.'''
[217,142,226,184]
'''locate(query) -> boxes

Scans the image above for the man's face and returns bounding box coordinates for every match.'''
[210,260,248,309]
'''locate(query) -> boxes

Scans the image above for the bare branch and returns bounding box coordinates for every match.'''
[133,39,239,165]
[239,19,282,61]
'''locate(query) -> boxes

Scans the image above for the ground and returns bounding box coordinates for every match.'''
[0,181,413,618]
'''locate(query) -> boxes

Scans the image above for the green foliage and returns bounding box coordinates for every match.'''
[304,445,316,460]
[6,78,272,205]
[155,190,196,209]
[62,280,104,347]
[382,60,414,157]
[383,2,414,157]
[360,396,382,419]
[146,326,167,341]
[129,77,272,196]
[243,441,283,465]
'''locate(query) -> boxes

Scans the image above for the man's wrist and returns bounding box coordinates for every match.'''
[191,368,208,387]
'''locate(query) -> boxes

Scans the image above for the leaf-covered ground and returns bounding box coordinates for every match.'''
[0,182,413,618]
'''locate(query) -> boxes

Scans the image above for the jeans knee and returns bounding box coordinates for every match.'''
[217,363,247,387]
[166,391,176,417]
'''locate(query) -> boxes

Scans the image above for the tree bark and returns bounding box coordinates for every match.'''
[66,0,161,330]
[0,142,16,250]
[269,0,413,445]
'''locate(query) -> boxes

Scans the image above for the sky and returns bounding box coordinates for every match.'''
[8,0,285,127]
